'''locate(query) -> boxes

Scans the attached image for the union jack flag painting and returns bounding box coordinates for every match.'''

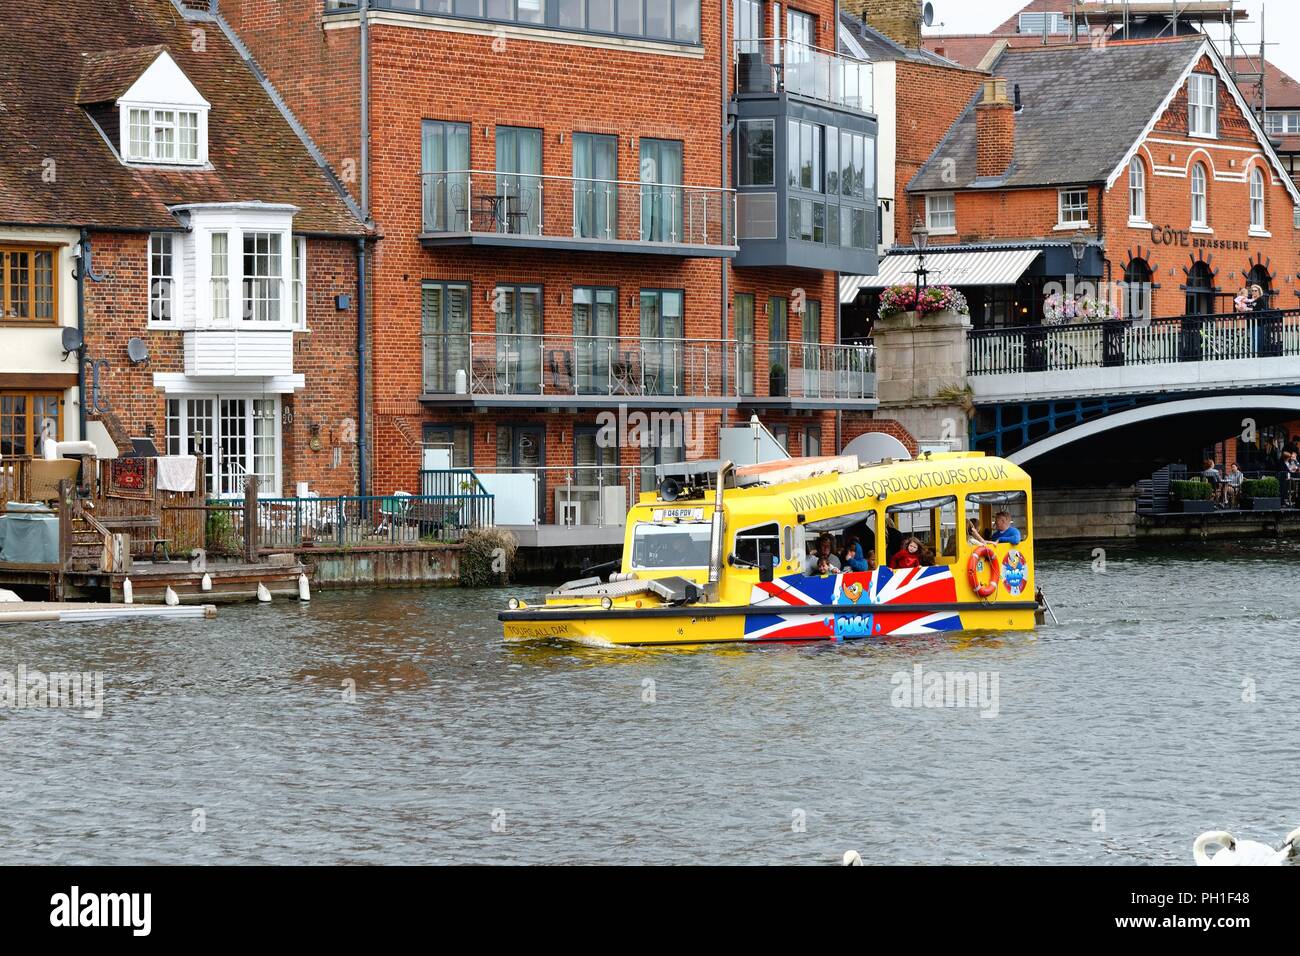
[744,566,963,642]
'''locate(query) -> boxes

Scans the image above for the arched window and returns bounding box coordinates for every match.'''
[1247,264,1272,304]
[1190,162,1208,227]
[1185,261,1215,316]
[1249,166,1266,230]
[1124,258,1153,321]
[1129,157,1146,222]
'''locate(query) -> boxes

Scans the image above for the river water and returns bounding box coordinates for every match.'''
[2,538,1297,865]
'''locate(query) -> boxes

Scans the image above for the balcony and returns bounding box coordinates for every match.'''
[420,332,875,408]
[419,171,736,257]
[734,38,874,114]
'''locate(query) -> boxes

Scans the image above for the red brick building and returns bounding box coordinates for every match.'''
[869,36,1300,328]
[0,0,366,499]
[217,0,884,525]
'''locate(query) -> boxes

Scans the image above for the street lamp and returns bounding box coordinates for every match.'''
[1069,229,1089,275]
[911,217,930,295]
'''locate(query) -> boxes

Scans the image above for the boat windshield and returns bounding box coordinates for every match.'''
[630,522,713,570]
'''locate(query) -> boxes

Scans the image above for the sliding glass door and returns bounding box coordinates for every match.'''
[496,126,543,235]
[573,132,618,240]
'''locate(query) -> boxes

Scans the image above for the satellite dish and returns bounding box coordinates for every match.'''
[61,327,84,355]
[921,1,935,28]
[127,337,150,364]
[843,432,912,466]
[658,477,681,502]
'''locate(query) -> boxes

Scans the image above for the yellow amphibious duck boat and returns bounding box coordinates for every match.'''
[500,452,1046,647]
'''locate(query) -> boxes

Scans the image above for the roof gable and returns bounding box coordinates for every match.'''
[120,49,210,110]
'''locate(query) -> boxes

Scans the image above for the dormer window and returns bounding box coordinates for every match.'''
[127,107,202,163]
[79,47,210,167]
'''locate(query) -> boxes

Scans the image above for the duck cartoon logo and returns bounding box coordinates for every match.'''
[1002,550,1028,596]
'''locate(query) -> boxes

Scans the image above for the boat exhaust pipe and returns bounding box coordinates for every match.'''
[706,460,733,599]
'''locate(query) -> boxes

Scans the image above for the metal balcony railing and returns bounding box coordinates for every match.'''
[421,332,876,401]
[968,311,1300,376]
[420,170,736,248]
[734,38,874,113]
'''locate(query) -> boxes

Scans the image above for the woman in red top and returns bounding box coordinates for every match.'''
[889,536,923,569]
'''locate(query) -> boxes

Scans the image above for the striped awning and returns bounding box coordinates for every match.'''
[839,248,1043,303]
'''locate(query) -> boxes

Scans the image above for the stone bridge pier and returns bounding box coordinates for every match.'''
[870,307,972,452]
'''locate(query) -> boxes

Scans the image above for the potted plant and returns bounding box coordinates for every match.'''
[1241,477,1282,511]
[1171,478,1215,513]
[877,284,970,321]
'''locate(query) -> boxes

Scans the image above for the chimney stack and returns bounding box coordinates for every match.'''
[976,77,1015,179]
[850,0,923,51]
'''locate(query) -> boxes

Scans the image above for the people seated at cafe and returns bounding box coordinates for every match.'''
[1201,458,1222,488]
[803,533,841,575]
[889,536,924,569]
[1220,462,1243,507]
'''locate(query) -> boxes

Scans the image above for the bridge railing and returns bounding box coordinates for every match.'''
[968,310,1300,376]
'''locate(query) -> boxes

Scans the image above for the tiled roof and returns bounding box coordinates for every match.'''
[909,38,1204,193]
[77,45,169,105]
[0,0,361,235]
[1229,55,1300,109]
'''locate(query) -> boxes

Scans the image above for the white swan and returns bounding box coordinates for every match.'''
[256,582,272,603]
[164,586,180,607]
[1193,827,1300,866]
[200,573,212,592]
[122,578,133,605]
[297,573,311,602]
[842,850,863,866]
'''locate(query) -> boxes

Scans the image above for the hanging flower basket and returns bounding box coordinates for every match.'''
[878,284,970,321]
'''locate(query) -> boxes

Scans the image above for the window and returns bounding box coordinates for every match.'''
[573,286,617,394]
[1123,258,1153,322]
[630,522,712,570]
[1129,157,1146,222]
[124,107,203,165]
[210,232,230,325]
[574,425,618,488]
[422,281,471,393]
[1058,188,1089,226]
[925,193,955,233]
[738,119,775,187]
[0,245,57,323]
[494,284,543,394]
[966,490,1029,543]
[0,391,62,458]
[800,299,820,396]
[292,237,307,329]
[1265,111,1300,135]
[421,120,471,232]
[1184,260,1215,316]
[572,132,618,239]
[735,293,755,396]
[149,233,176,323]
[733,0,761,51]
[387,0,700,42]
[733,521,781,568]
[640,138,683,243]
[496,126,543,235]
[423,423,473,469]
[768,295,787,396]
[1018,11,1071,34]
[1190,162,1208,228]
[1188,73,1217,138]
[640,289,684,396]
[802,424,821,457]
[886,495,959,564]
[1249,166,1266,231]
[166,395,280,496]
[786,119,821,191]
[242,232,283,322]
[838,129,871,199]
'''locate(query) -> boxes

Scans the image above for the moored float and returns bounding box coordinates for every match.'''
[500,451,1046,647]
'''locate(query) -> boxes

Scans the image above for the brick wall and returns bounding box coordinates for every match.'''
[82,230,360,497]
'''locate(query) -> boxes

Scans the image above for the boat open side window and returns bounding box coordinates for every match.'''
[884,495,958,565]
[630,521,713,571]
[965,490,1030,545]
[733,521,781,569]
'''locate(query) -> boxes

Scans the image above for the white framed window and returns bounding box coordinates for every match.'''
[242,232,283,322]
[292,236,307,330]
[210,231,230,324]
[166,394,281,497]
[1265,112,1300,135]
[1249,166,1267,231]
[1188,73,1217,138]
[1057,188,1089,227]
[149,233,177,323]
[1191,162,1208,227]
[1018,12,1071,35]
[925,193,956,234]
[1128,157,1146,223]
[124,107,203,165]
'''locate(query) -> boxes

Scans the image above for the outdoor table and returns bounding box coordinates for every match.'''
[0,510,60,564]
[476,194,508,230]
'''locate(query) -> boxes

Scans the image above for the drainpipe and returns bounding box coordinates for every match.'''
[359,0,371,222]
[720,0,729,406]
[356,236,369,498]
[76,228,88,441]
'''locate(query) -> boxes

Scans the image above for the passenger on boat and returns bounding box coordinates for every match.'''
[989,510,1022,546]
[841,536,870,572]
[967,518,988,546]
[803,534,842,575]
[889,536,924,569]
[866,548,877,571]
